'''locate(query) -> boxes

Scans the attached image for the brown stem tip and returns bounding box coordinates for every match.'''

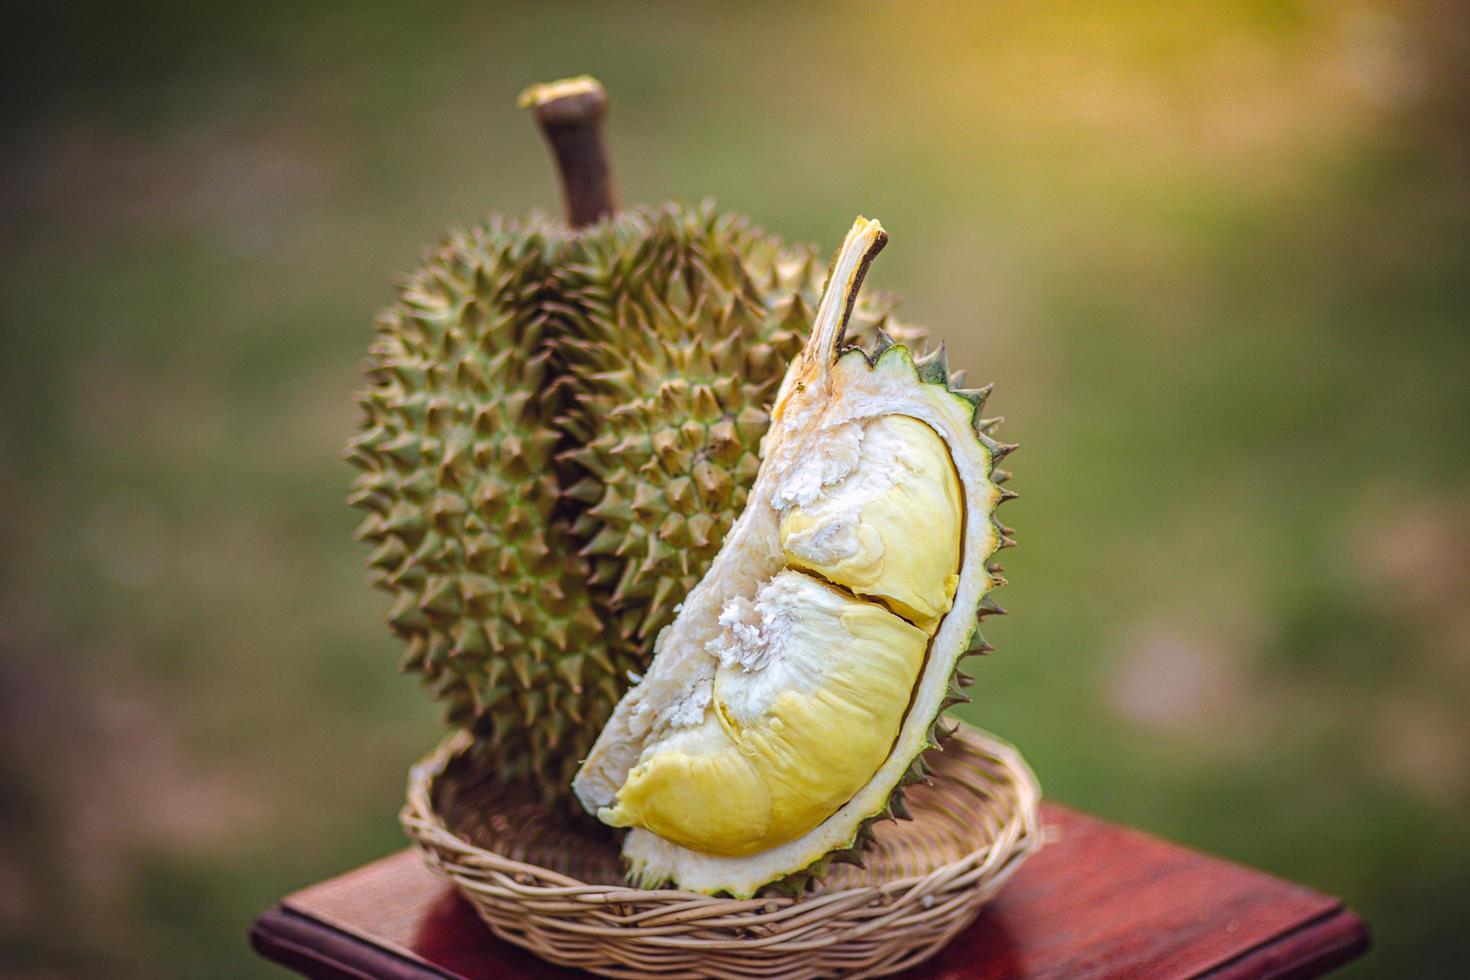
[519,75,618,228]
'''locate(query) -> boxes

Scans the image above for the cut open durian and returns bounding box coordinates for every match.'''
[573,217,1011,896]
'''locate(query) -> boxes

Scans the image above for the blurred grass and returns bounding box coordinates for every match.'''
[2,1,1467,976]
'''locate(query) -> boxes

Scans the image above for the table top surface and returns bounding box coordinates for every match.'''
[250,803,1368,979]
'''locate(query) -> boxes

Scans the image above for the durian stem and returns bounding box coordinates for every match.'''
[809,217,888,366]
[771,217,887,421]
[519,76,618,227]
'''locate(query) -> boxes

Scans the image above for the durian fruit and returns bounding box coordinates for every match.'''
[346,76,931,803]
[573,217,1014,897]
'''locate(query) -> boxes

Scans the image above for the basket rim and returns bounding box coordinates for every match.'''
[402,721,1043,906]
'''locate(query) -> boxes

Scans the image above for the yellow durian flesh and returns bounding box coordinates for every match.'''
[600,570,927,856]
[778,414,961,633]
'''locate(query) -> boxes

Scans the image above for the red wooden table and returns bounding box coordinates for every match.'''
[250,803,1368,979]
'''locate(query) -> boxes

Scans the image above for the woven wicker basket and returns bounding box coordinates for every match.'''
[402,723,1041,979]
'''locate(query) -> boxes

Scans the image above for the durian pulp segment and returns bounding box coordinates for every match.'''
[779,415,962,633]
[600,570,929,856]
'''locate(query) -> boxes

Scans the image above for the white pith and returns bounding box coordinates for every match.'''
[709,570,862,719]
[572,219,1000,897]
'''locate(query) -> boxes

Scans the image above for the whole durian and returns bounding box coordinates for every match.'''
[574,218,1014,897]
[346,77,928,803]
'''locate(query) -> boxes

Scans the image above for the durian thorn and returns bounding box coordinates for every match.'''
[520,75,618,228]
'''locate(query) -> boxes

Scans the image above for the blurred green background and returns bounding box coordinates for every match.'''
[3,1,1467,976]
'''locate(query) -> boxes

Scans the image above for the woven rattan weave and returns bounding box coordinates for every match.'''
[402,723,1041,979]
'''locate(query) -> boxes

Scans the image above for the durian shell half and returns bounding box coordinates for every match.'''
[573,217,1011,897]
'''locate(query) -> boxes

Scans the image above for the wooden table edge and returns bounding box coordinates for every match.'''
[249,892,1372,980]
[251,906,451,980]
[1199,903,1371,980]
